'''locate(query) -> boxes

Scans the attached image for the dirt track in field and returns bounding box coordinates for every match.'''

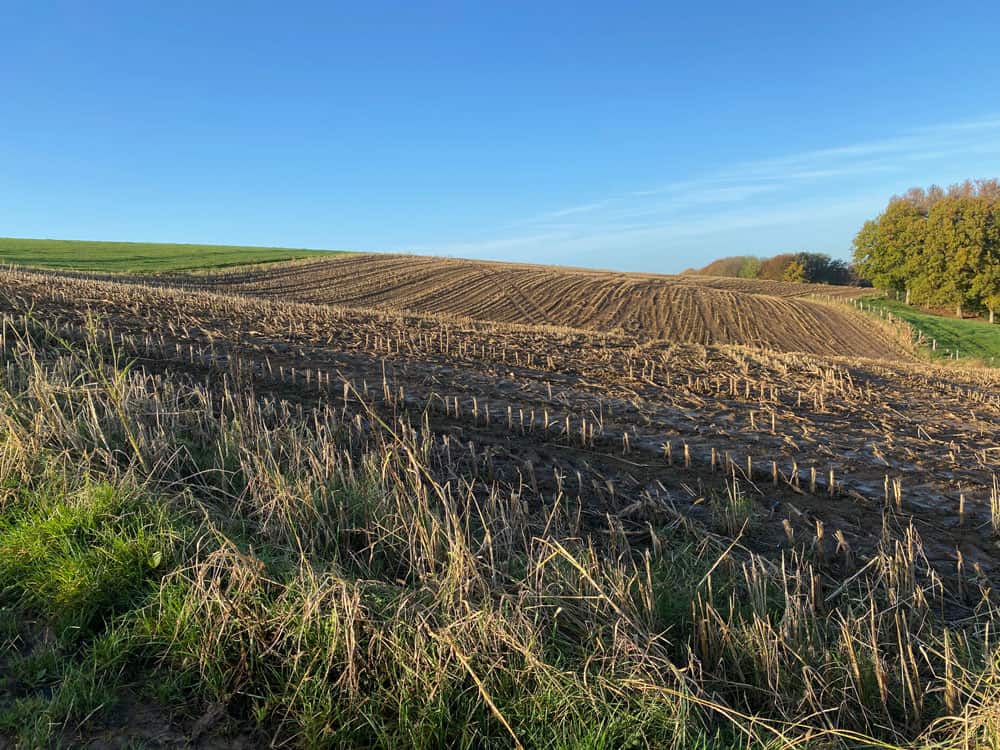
[97,254,898,359]
[3,268,997,590]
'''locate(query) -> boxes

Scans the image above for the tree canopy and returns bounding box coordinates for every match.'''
[690,252,854,285]
[851,180,1000,321]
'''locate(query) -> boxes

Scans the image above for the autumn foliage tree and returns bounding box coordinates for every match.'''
[852,200,925,303]
[695,253,852,284]
[737,256,762,278]
[852,180,1000,321]
[757,253,797,281]
[695,256,752,277]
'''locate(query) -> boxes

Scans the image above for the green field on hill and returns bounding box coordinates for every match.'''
[863,296,1000,365]
[0,237,340,273]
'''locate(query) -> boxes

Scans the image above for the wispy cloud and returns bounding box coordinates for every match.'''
[913,115,1000,134]
[538,200,611,219]
[408,114,1000,270]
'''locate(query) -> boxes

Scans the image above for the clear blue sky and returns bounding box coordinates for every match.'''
[3,2,1000,273]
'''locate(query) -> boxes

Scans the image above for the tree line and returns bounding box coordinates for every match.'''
[686,252,856,285]
[852,179,1000,322]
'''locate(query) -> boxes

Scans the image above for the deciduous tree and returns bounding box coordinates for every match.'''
[852,199,925,303]
[922,197,998,317]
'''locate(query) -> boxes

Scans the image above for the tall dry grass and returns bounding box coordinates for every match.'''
[0,313,997,748]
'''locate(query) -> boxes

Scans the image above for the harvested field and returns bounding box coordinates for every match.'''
[2,264,998,748]
[2,267,995,577]
[112,253,895,357]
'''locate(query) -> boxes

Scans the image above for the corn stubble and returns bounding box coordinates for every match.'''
[0,263,997,748]
[49,253,897,358]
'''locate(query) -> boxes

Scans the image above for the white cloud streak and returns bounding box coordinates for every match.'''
[407,115,1000,269]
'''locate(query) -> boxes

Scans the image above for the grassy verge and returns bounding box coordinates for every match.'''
[857,297,1000,366]
[0,237,343,273]
[0,315,998,748]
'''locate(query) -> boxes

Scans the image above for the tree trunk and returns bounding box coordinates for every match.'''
[904,288,910,305]
[956,303,962,319]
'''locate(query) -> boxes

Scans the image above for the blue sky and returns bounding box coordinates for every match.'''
[3,2,1000,273]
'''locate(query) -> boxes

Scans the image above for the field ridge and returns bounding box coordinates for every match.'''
[93,252,903,359]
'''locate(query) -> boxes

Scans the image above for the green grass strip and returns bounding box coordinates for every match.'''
[862,296,1000,366]
[0,237,344,273]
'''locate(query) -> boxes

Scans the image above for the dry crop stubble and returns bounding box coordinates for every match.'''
[0,263,998,748]
[34,253,896,357]
[1,266,997,581]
